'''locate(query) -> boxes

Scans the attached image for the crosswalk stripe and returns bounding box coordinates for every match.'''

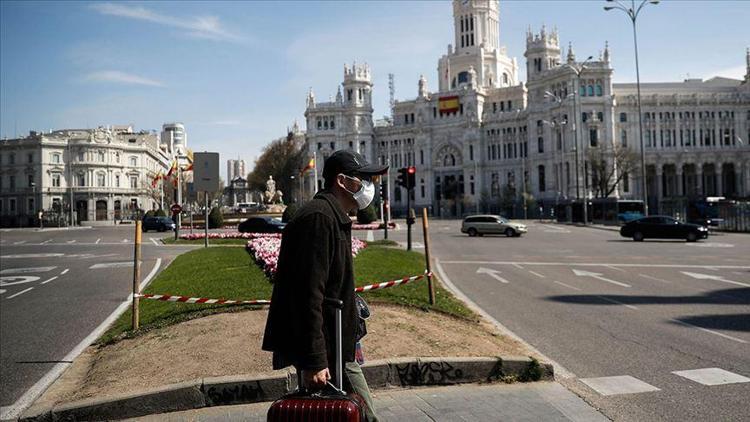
[580,375,660,396]
[672,368,750,386]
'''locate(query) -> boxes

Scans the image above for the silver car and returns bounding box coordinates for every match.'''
[461,215,528,237]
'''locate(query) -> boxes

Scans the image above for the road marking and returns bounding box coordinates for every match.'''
[433,258,575,379]
[150,238,159,246]
[681,271,750,288]
[1,253,64,259]
[397,241,424,249]
[527,270,545,278]
[512,263,524,270]
[95,238,101,244]
[686,242,734,248]
[90,262,134,269]
[0,289,5,295]
[366,230,374,242]
[441,261,750,270]
[671,319,747,344]
[60,269,69,275]
[66,240,76,244]
[605,265,627,273]
[41,239,52,245]
[476,267,510,284]
[0,258,162,420]
[553,280,581,291]
[573,269,631,288]
[580,376,660,396]
[40,276,58,285]
[0,276,41,287]
[0,267,56,275]
[12,241,27,245]
[672,368,750,386]
[7,287,34,300]
[596,296,639,310]
[639,274,671,284]
[121,239,129,243]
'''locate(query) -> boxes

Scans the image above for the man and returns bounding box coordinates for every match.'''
[262,150,386,421]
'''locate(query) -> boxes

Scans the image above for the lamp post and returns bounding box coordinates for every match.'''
[544,91,573,203]
[564,57,594,224]
[604,0,659,216]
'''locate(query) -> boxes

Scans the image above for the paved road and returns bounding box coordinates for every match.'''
[371,220,749,421]
[0,226,195,418]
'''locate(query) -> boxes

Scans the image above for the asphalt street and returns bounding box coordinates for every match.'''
[0,225,195,418]
[373,220,749,421]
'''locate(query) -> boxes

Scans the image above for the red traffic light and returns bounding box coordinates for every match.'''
[407,166,416,174]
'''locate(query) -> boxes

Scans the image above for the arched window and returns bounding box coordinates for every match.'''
[502,73,509,85]
[579,85,586,97]
[98,151,105,162]
[129,156,138,167]
[97,173,106,187]
[595,81,603,96]
[457,71,469,85]
[619,112,627,123]
[51,153,61,164]
[443,154,456,166]
[538,165,546,192]
[587,85,594,97]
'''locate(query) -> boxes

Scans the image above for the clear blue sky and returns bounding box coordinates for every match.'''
[2,1,748,180]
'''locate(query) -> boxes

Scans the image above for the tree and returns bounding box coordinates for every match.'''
[586,145,640,198]
[248,131,306,203]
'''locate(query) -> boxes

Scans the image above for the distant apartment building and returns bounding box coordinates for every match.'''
[0,125,176,226]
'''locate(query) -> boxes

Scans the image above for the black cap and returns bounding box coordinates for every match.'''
[322,150,388,181]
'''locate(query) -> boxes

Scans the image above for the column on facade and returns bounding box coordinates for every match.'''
[655,165,663,203]
[696,163,703,197]
[675,163,683,197]
[716,161,723,197]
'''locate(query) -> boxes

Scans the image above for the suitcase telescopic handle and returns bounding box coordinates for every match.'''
[324,297,344,390]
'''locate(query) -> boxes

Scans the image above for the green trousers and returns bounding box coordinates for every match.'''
[343,361,379,422]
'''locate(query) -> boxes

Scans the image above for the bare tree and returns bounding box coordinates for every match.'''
[586,145,640,199]
[248,131,306,200]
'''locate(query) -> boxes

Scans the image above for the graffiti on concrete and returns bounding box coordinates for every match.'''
[206,381,265,406]
[395,361,464,386]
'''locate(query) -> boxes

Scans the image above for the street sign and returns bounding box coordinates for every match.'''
[170,204,183,214]
[193,152,220,192]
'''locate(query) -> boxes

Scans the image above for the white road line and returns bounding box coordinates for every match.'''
[528,270,546,279]
[90,262,133,269]
[605,265,628,273]
[41,239,52,245]
[96,238,101,244]
[553,280,581,291]
[0,289,5,295]
[434,258,576,379]
[40,276,58,285]
[13,241,27,245]
[441,260,750,269]
[596,296,639,310]
[121,239,129,243]
[512,263,524,270]
[681,271,750,288]
[639,274,671,284]
[1,253,64,259]
[0,258,162,420]
[7,287,33,299]
[573,269,631,288]
[0,267,56,275]
[60,269,69,275]
[150,238,159,246]
[66,240,76,244]
[671,319,747,344]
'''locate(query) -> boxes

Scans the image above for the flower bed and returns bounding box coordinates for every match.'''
[179,232,276,240]
[352,222,398,230]
[246,235,366,277]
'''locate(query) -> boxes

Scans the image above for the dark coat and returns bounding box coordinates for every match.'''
[261,190,357,372]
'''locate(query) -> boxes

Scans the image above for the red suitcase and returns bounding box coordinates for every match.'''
[267,298,365,422]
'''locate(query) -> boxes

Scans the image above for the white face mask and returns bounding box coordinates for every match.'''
[341,175,375,210]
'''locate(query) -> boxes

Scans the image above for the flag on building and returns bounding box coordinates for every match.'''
[151,172,162,188]
[299,157,315,175]
[438,95,460,114]
[166,160,178,178]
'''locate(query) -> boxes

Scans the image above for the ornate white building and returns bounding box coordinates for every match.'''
[303,0,750,218]
[0,125,176,226]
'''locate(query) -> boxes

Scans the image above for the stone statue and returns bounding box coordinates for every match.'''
[467,66,477,88]
[264,176,276,204]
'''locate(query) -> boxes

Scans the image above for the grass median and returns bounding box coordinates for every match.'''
[99,243,474,344]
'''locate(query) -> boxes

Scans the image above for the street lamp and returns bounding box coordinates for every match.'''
[604,0,659,216]
[562,56,593,224]
[544,91,574,201]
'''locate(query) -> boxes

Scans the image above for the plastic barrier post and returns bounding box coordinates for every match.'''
[132,221,142,330]
[421,208,436,305]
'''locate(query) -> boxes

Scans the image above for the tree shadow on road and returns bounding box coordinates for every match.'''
[545,288,750,332]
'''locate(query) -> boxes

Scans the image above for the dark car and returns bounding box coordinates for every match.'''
[619,216,708,242]
[142,216,176,232]
[238,216,286,233]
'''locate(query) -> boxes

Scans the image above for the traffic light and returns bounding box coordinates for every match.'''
[379,180,388,200]
[406,166,416,190]
[396,167,408,189]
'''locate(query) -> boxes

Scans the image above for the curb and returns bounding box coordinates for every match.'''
[19,356,552,421]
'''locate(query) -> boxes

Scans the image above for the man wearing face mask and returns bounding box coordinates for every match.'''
[262,150,386,422]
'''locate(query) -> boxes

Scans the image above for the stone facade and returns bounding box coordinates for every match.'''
[0,125,173,226]
[302,0,750,217]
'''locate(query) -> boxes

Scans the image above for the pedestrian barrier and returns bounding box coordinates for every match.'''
[134,271,433,306]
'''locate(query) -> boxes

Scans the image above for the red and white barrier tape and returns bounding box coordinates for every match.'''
[356,271,432,292]
[135,293,270,306]
[136,271,433,305]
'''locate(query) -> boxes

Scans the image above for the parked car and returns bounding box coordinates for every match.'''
[142,216,176,232]
[238,216,286,233]
[619,216,708,242]
[461,215,527,237]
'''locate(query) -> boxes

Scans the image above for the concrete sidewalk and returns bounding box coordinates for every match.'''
[126,382,608,422]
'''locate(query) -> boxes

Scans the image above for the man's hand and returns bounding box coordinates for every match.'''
[303,368,330,389]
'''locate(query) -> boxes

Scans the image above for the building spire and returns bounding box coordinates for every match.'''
[746,47,750,82]
[603,41,610,63]
[567,42,576,64]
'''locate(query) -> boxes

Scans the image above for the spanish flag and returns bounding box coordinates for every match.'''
[182,162,193,172]
[151,172,162,188]
[299,157,315,175]
[438,95,460,114]
[166,160,178,178]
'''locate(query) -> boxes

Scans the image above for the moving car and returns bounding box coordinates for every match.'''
[142,216,176,232]
[619,216,708,242]
[238,216,286,233]
[461,215,527,237]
